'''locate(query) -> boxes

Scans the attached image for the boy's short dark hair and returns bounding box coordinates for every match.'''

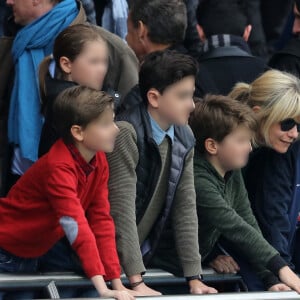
[139,50,198,104]
[196,0,248,37]
[53,86,114,144]
[130,0,187,45]
[189,95,257,154]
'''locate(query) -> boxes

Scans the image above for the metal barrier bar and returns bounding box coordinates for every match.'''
[0,274,244,288]
[36,291,300,300]
[1,273,298,299]
[45,281,60,299]
[127,291,300,299]
[0,268,243,287]
[0,268,246,297]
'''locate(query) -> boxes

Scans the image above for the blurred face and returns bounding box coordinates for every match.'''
[268,119,299,153]
[216,126,253,172]
[81,107,120,153]
[6,0,54,26]
[66,41,108,90]
[155,76,196,127]
[126,13,146,60]
[6,0,36,25]
[293,4,300,36]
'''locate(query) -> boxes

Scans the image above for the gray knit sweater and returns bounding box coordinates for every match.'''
[107,121,202,277]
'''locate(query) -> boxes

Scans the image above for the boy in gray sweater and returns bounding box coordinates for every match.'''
[107,50,217,296]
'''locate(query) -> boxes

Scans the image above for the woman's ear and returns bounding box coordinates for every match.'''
[252,105,261,114]
[70,125,84,142]
[243,24,252,42]
[59,56,72,75]
[196,24,206,42]
[205,138,218,155]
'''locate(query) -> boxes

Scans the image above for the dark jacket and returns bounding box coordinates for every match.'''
[269,38,300,78]
[244,142,300,272]
[183,0,203,58]
[116,103,195,262]
[117,84,140,115]
[38,76,76,157]
[246,0,293,59]
[195,39,267,97]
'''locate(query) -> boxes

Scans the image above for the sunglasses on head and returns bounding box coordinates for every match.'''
[280,118,300,132]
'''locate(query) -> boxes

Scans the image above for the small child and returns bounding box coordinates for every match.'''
[0,86,134,300]
[38,23,118,158]
[189,95,300,293]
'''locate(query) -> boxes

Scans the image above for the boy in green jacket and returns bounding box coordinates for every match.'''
[189,95,300,292]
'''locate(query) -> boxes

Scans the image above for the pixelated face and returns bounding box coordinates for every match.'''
[154,76,196,127]
[268,120,299,153]
[80,107,119,153]
[6,0,36,25]
[216,126,253,172]
[65,40,109,91]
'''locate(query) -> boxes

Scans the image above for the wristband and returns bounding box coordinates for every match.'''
[186,274,203,282]
[130,279,144,288]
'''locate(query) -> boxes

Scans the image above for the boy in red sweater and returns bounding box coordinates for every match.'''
[0,86,134,300]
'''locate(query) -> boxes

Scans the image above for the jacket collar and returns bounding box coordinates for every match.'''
[66,142,96,176]
[203,34,251,54]
[195,151,233,183]
[148,112,174,145]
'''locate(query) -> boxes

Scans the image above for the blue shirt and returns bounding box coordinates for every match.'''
[148,112,174,145]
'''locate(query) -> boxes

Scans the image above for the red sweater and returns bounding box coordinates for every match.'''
[0,139,120,280]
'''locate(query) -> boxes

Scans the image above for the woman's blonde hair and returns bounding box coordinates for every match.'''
[229,69,300,147]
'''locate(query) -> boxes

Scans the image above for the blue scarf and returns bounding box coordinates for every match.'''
[102,0,128,40]
[8,0,78,162]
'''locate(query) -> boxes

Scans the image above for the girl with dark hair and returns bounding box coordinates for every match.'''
[38,23,120,157]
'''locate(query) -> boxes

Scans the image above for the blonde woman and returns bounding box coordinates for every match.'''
[229,69,300,274]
